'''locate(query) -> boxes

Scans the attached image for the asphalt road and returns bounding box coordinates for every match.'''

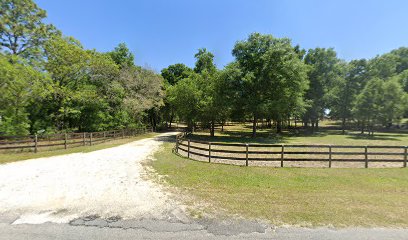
[1,214,408,240]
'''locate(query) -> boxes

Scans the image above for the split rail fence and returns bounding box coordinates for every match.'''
[0,127,152,153]
[175,133,408,168]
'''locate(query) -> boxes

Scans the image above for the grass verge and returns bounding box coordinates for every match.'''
[152,142,408,227]
[0,132,159,164]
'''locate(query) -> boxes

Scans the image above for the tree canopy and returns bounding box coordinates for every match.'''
[1,0,407,137]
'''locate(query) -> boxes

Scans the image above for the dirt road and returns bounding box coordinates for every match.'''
[0,132,182,224]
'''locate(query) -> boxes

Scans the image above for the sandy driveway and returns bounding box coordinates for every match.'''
[0,132,180,224]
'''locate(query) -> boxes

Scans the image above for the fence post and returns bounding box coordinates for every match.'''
[103,131,106,139]
[245,144,249,166]
[209,142,212,163]
[175,136,179,153]
[187,139,190,158]
[281,144,285,167]
[83,132,86,146]
[64,133,68,149]
[328,145,332,168]
[404,146,407,168]
[34,134,38,153]
[122,129,125,139]
[90,133,93,146]
[365,146,368,168]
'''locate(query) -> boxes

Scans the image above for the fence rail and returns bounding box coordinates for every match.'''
[175,133,408,168]
[0,127,153,153]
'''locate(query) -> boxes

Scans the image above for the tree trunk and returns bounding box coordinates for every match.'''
[252,115,257,138]
[221,121,224,132]
[287,117,291,129]
[169,114,173,128]
[341,117,346,134]
[210,120,215,137]
[277,120,282,134]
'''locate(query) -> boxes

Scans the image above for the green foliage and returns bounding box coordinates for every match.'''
[1,0,407,137]
[0,54,47,135]
[161,63,192,85]
[350,78,407,134]
[353,78,384,134]
[232,33,309,135]
[193,48,216,74]
[303,48,343,128]
[107,43,135,68]
[330,59,369,132]
[0,0,59,62]
[381,79,407,126]
[167,75,201,129]
[120,66,164,124]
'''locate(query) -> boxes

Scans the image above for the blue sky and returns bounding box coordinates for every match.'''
[36,0,408,72]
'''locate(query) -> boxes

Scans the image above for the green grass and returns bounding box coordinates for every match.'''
[152,142,408,227]
[0,132,159,164]
[191,122,408,146]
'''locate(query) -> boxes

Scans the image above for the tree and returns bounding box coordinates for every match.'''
[161,63,193,127]
[303,48,342,130]
[41,36,124,132]
[194,48,216,74]
[0,0,59,61]
[330,59,368,133]
[107,43,135,68]
[381,79,407,127]
[167,75,201,131]
[353,78,384,135]
[232,33,308,136]
[161,63,192,85]
[0,54,47,135]
[368,54,398,79]
[119,66,164,130]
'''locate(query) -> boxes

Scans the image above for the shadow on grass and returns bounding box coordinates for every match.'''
[189,127,408,144]
[346,134,405,141]
[154,135,176,143]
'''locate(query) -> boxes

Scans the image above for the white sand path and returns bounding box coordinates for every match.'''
[0,132,180,224]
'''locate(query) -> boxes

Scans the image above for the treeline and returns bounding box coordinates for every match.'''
[162,34,408,136]
[1,1,407,137]
[0,0,164,135]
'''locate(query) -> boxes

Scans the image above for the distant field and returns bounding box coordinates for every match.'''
[190,121,408,146]
[0,132,159,164]
[152,142,408,227]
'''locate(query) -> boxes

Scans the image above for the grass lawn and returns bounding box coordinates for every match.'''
[191,122,408,146]
[0,132,159,164]
[152,142,408,227]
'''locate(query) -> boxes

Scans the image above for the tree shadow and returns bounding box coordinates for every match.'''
[154,135,176,143]
[186,124,408,144]
[346,133,405,141]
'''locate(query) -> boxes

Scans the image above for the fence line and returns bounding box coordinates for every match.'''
[175,133,408,168]
[0,127,153,153]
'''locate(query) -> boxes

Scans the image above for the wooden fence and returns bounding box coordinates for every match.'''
[0,127,152,153]
[175,134,408,168]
